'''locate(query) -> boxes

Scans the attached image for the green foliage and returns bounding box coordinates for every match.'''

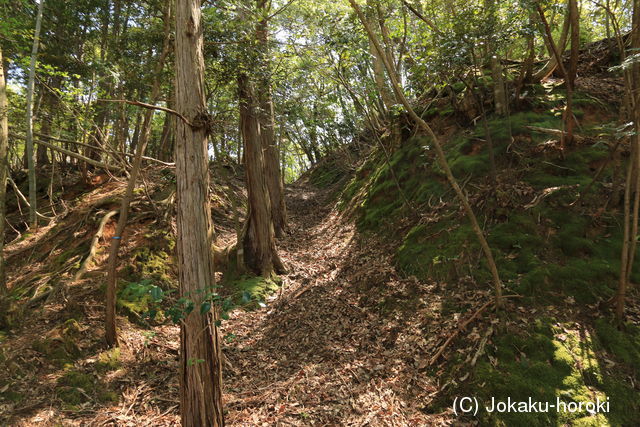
[117,279,168,320]
[222,274,282,309]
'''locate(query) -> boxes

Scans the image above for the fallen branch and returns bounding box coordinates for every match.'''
[429,295,521,366]
[7,175,54,221]
[74,210,118,281]
[526,126,586,143]
[429,299,493,366]
[524,184,579,209]
[471,325,494,366]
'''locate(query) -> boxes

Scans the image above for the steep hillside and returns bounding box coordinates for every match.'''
[333,63,640,424]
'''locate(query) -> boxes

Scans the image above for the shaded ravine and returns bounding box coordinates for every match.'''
[221,181,449,425]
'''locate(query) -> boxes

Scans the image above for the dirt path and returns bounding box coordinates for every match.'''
[221,182,448,425]
[2,180,453,426]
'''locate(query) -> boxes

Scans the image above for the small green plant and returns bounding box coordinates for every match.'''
[142,331,157,347]
[118,279,171,319]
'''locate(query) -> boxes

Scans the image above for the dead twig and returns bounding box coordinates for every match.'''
[429,295,521,366]
[526,126,587,143]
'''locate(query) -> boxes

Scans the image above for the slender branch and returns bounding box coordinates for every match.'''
[349,0,504,308]
[10,132,124,172]
[7,175,54,221]
[267,0,298,20]
[32,131,175,167]
[96,99,194,127]
[401,0,443,35]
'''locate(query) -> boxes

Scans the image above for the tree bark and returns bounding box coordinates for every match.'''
[104,0,173,348]
[615,0,640,322]
[366,0,395,111]
[36,76,62,167]
[238,73,285,276]
[350,0,503,307]
[175,0,224,424]
[484,0,507,115]
[256,0,287,237]
[563,0,580,147]
[0,47,9,297]
[25,0,45,228]
[533,3,571,81]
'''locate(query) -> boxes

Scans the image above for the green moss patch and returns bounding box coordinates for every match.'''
[308,157,348,188]
[0,389,23,404]
[397,222,478,282]
[56,370,118,408]
[595,319,640,367]
[31,326,83,369]
[222,274,282,308]
[96,347,122,372]
[455,320,637,426]
[127,230,176,289]
[341,137,447,230]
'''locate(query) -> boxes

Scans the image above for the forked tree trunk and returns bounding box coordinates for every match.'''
[256,0,287,237]
[175,0,224,424]
[533,3,571,82]
[25,0,45,228]
[350,0,504,307]
[104,0,173,347]
[238,73,285,276]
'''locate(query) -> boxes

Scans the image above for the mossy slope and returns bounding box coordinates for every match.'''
[338,89,638,425]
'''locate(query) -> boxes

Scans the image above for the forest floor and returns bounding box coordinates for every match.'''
[1,173,467,425]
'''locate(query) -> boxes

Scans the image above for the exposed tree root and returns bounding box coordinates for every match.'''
[74,209,118,281]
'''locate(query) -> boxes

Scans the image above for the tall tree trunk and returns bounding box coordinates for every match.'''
[0,47,9,298]
[25,0,45,228]
[515,14,536,102]
[366,0,395,111]
[37,76,62,167]
[175,0,224,424]
[157,101,175,162]
[129,107,142,153]
[36,87,49,167]
[485,0,507,115]
[563,0,580,148]
[238,73,285,276]
[350,0,504,307]
[104,0,173,348]
[615,0,640,322]
[256,0,287,237]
